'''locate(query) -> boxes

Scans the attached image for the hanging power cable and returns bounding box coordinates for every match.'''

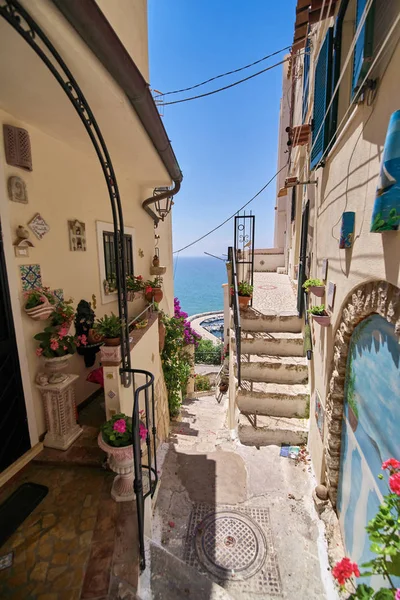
[161,57,291,106]
[173,163,288,254]
[155,44,292,98]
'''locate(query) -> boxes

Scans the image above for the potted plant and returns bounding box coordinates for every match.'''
[145,276,163,303]
[308,304,331,327]
[94,313,122,346]
[231,281,253,309]
[75,299,103,367]
[34,324,77,383]
[50,298,75,331]
[303,278,325,297]
[126,275,145,302]
[97,413,147,502]
[24,287,55,321]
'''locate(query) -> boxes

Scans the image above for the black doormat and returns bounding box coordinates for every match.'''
[0,482,48,548]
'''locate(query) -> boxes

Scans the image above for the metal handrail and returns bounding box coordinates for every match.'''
[127,301,155,332]
[228,246,241,386]
[120,367,157,572]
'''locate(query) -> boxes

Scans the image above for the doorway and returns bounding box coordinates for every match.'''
[0,221,31,472]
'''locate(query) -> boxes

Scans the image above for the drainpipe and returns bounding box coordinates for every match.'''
[142,180,181,226]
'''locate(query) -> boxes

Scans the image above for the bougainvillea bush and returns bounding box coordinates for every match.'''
[161,298,201,417]
[332,458,400,599]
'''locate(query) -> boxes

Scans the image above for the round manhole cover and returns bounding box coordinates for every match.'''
[194,510,267,581]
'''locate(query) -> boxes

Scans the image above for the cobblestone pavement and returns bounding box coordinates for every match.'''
[252,273,297,314]
[153,394,337,600]
[0,463,138,599]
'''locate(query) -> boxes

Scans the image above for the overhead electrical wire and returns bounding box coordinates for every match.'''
[161,57,291,106]
[173,163,287,254]
[155,44,292,98]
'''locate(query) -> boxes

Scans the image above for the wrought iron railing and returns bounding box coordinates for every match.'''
[303,292,313,361]
[234,213,255,306]
[228,246,241,386]
[120,368,158,571]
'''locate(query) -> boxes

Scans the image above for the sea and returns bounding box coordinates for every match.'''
[173,256,227,317]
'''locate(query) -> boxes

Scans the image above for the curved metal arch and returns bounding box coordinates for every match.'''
[0,0,131,380]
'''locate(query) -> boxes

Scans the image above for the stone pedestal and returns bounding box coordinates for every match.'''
[37,375,82,450]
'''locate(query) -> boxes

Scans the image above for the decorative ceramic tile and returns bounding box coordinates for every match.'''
[339,212,355,248]
[108,390,116,399]
[321,259,328,282]
[52,289,64,303]
[314,390,324,439]
[28,213,50,240]
[19,264,42,291]
[327,281,336,311]
[68,219,87,251]
[7,176,28,203]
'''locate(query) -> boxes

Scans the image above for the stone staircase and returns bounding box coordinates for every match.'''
[234,309,309,446]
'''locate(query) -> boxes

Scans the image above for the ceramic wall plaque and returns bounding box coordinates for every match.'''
[68,220,87,251]
[7,176,28,203]
[19,264,42,290]
[371,109,400,232]
[314,390,324,440]
[28,213,50,240]
[339,212,355,248]
[321,259,328,281]
[327,281,336,311]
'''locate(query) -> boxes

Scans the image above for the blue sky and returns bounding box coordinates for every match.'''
[148,0,296,256]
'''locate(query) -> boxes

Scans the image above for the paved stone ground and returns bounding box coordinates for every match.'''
[153,394,338,600]
[252,273,297,314]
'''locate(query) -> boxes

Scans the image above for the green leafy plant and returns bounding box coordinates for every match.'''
[126,275,145,292]
[24,287,55,310]
[145,276,163,289]
[101,413,132,447]
[237,281,253,296]
[303,278,324,292]
[372,209,400,233]
[195,338,222,365]
[34,325,77,358]
[50,298,75,328]
[194,374,211,392]
[308,304,327,316]
[332,459,400,599]
[94,313,122,339]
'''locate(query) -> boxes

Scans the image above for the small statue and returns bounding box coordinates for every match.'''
[152,254,160,267]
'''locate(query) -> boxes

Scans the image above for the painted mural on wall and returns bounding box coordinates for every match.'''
[337,314,400,588]
[371,110,400,232]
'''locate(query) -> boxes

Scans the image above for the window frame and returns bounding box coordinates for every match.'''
[96,221,135,305]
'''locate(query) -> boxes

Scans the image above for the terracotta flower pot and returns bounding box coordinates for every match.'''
[309,286,325,297]
[219,382,229,394]
[104,337,121,347]
[145,288,163,303]
[127,291,143,302]
[238,294,252,309]
[312,313,331,327]
[25,297,54,321]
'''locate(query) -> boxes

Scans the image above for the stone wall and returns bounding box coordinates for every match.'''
[325,280,400,506]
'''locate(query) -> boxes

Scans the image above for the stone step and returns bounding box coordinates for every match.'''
[238,414,309,446]
[137,536,234,600]
[239,331,304,357]
[240,308,303,333]
[237,355,308,384]
[237,382,309,418]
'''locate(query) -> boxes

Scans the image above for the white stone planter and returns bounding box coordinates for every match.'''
[43,354,73,384]
[98,433,135,502]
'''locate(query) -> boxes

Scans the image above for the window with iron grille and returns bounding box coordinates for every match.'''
[103,231,133,285]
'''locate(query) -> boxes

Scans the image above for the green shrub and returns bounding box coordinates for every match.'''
[194,374,211,392]
[303,278,324,292]
[195,339,222,365]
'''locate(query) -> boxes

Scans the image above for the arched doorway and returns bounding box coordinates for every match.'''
[337,314,400,572]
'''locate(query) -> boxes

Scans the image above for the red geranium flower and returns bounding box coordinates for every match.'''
[389,472,400,495]
[382,458,400,471]
[332,557,360,586]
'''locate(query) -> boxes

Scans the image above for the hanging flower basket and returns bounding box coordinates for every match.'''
[309,286,325,298]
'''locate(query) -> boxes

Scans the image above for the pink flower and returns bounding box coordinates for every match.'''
[113,419,126,434]
[50,339,59,351]
[36,348,43,357]
[78,334,87,346]
[332,557,359,586]
[145,286,153,294]
[139,422,148,441]
[63,345,68,350]
[382,458,400,471]
[40,295,47,303]
[58,327,69,339]
[395,590,400,600]
[389,472,400,495]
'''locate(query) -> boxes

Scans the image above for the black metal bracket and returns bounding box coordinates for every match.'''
[0,0,131,383]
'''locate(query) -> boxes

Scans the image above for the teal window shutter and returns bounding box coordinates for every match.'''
[352,0,375,96]
[302,38,311,123]
[310,28,333,170]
